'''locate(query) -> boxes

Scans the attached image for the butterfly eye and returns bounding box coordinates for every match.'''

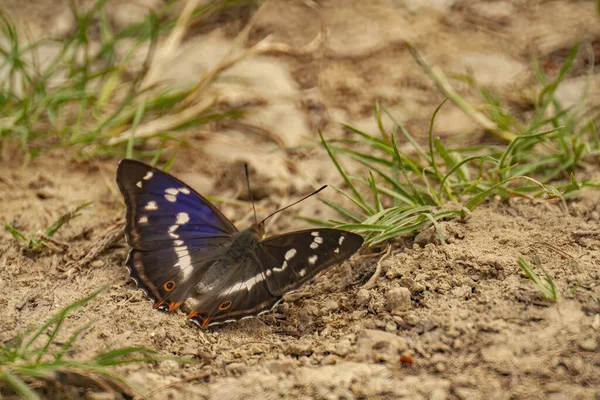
[219,300,232,310]
[164,281,176,291]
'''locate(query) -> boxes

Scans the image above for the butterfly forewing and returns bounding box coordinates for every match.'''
[117,159,237,309]
[116,159,237,251]
[259,229,364,296]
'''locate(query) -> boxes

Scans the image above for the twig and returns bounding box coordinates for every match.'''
[60,221,125,272]
[362,244,391,289]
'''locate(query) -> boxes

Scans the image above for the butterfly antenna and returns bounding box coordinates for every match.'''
[260,185,327,225]
[245,164,258,225]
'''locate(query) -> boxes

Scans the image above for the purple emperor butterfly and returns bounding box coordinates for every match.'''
[116,159,363,328]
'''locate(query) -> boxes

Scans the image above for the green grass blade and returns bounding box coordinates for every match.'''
[428,98,449,176]
[319,130,370,211]
[4,223,28,241]
[126,100,146,159]
[367,171,382,213]
[45,202,93,238]
[374,100,391,143]
[383,107,429,160]
[24,287,105,353]
[94,347,156,366]
[321,198,364,223]
[439,155,498,197]
[55,322,94,362]
[0,370,39,400]
[423,212,446,245]
[390,131,425,205]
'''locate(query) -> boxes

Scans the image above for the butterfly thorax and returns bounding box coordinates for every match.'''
[228,224,264,259]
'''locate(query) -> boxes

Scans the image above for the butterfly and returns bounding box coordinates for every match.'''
[116,159,364,328]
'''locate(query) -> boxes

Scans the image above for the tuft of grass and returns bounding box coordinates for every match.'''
[0,288,168,399]
[5,202,92,251]
[517,257,559,302]
[314,43,599,245]
[0,0,261,163]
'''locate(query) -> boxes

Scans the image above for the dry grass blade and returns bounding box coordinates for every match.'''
[141,0,201,90]
[362,244,391,289]
[405,42,517,143]
[107,97,214,145]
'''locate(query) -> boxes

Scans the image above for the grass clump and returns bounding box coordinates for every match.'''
[517,257,559,302]
[0,0,261,163]
[4,202,92,252]
[315,43,598,245]
[0,288,164,399]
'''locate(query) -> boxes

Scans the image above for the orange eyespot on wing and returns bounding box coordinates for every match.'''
[218,300,232,311]
[164,281,176,291]
[201,318,210,328]
[187,311,198,319]
[168,302,181,311]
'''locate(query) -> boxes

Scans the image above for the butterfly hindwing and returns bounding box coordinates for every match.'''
[126,243,230,310]
[117,159,237,310]
[259,229,364,296]
[187,257,282,328]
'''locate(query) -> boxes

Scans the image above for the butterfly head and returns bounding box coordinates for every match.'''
[249,222,266,240]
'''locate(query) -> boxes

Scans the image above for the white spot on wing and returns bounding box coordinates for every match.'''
[165,188,178,195]
[285,249,297,261]
[311,231,320,237]
[145,201,158,211]
[266,269,272,276]
[136,181,142,188]
[176,212,190,225]
[179,187,191,195]
[174,245,192,280]
[138,216,148,224]
[310,242,318,249]
[174,240,184,246]
[334,248,340,253]
[308,255,318,265]
[314,236,324,244]
[165,194,177,202]
[168,225,179,239]
[274,261,287,273]
[223,272,265,293]
[299,269,306,277]
[339,236,345,245]
[142,171,153,180]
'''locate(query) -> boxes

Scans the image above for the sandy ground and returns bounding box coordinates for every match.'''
[1,0,599,399]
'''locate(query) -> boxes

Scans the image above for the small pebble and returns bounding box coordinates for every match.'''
[411,282,426,293]
[85,392,117,400]
[385,321,397,332]
[321,354,340,365]
[226,362,246,374]
[386,287,412,313]
[430,353,448,364]
[578,338,598,352]
[323,299,340,312]
[355,289,371,306]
